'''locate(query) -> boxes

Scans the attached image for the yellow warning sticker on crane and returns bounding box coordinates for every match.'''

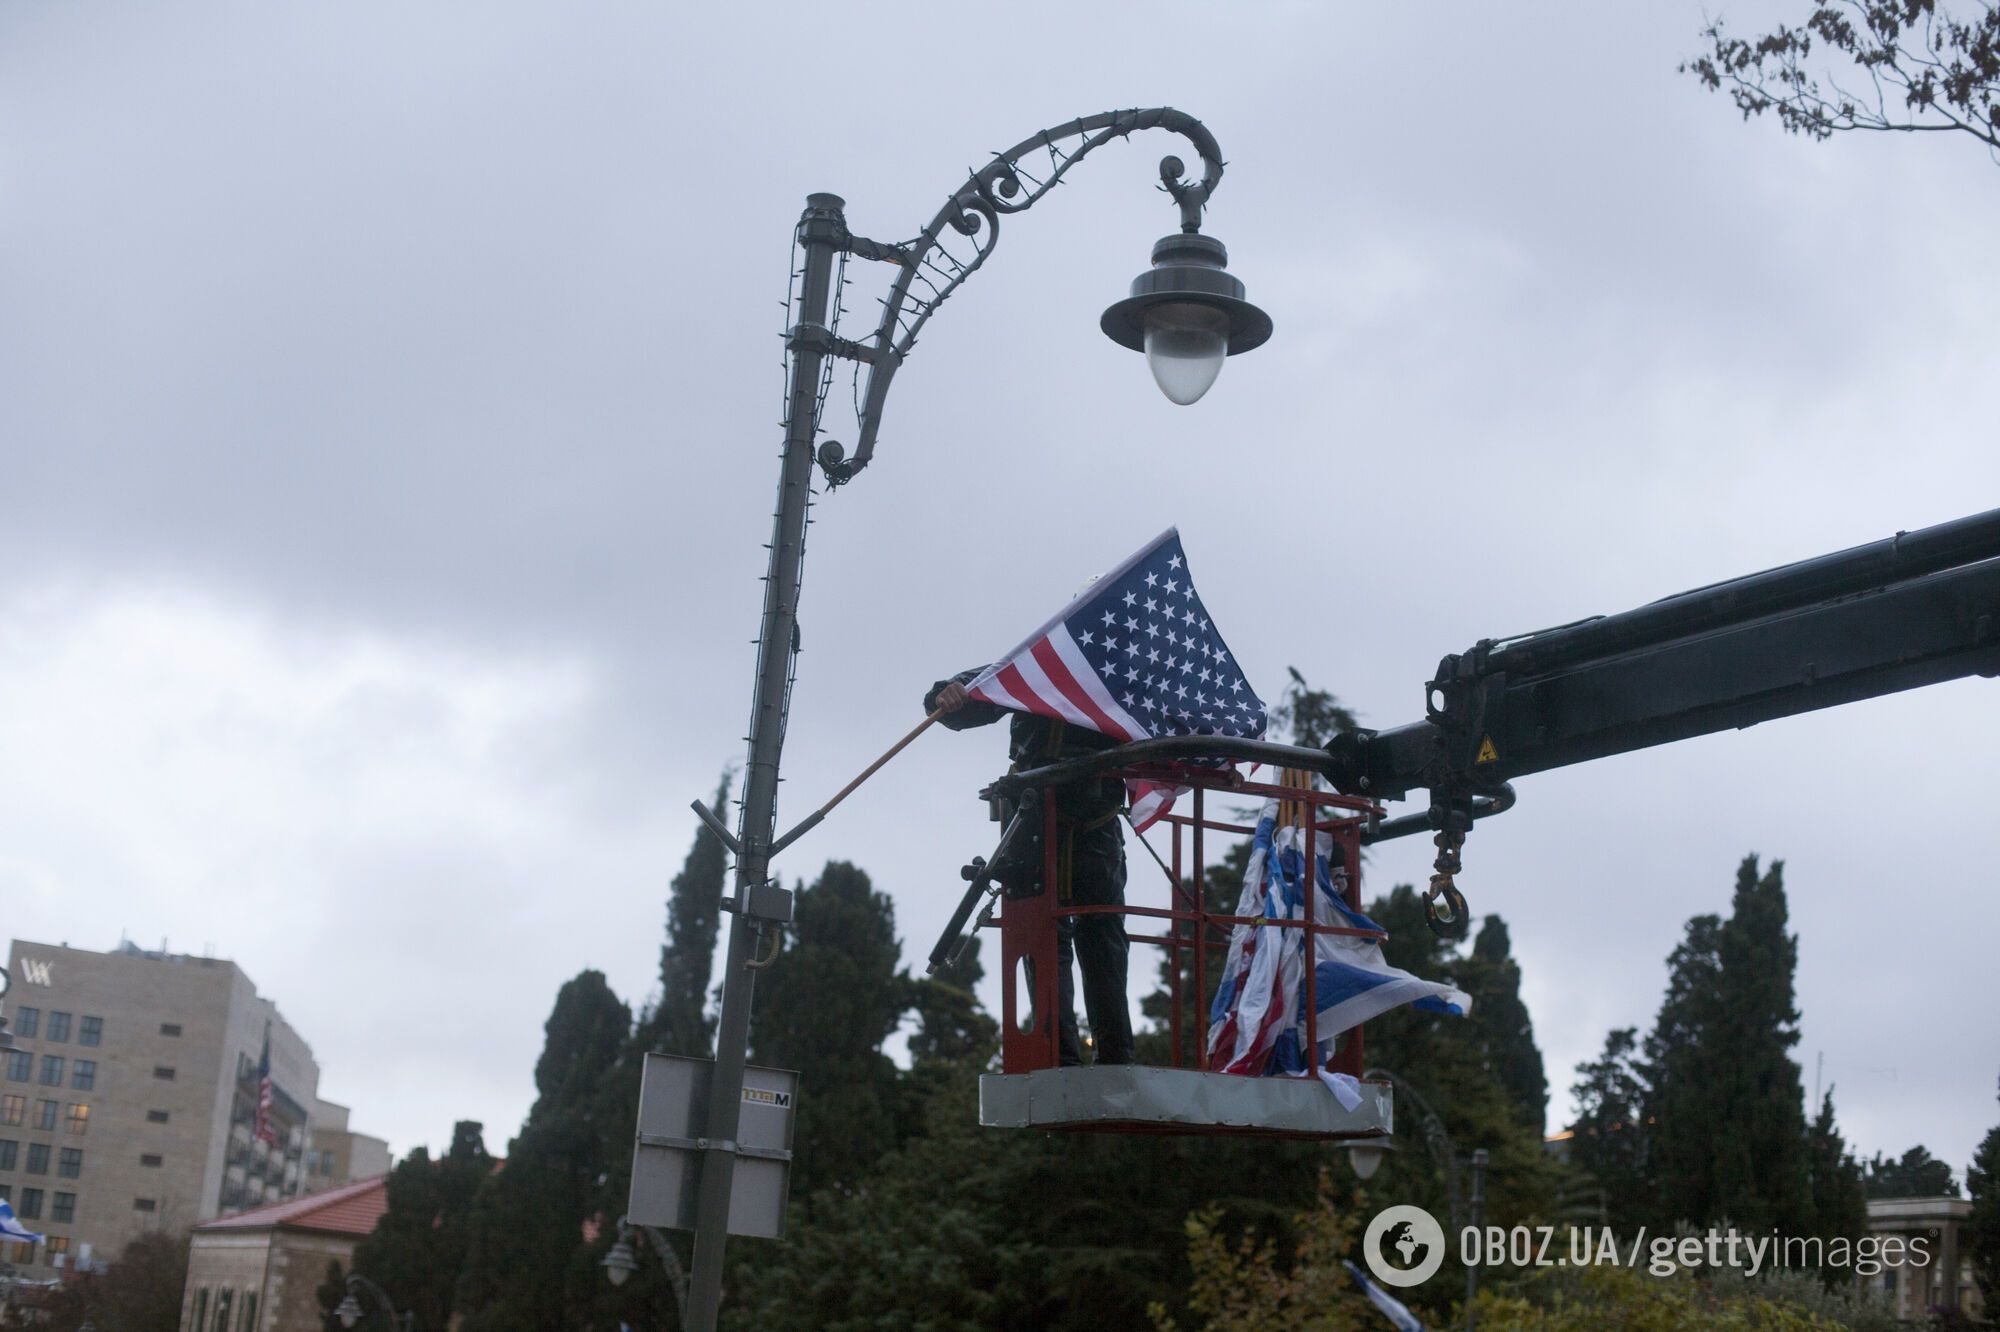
[1475,736,1499,765]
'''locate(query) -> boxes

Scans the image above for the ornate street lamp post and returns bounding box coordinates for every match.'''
[333,1272,414,1331]
[601,1214,689,1323]
[1350,1067,1489,1330]
[680,108,1270,1332]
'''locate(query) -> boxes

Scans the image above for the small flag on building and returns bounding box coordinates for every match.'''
[255,1024,278,1147]
[963,527,1267,830]
[0,1197,45,1246]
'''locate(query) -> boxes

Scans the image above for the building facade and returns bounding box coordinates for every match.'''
[0,939,384,1282]
[179,1174,388,1332]
[1863,1194,1984,1323]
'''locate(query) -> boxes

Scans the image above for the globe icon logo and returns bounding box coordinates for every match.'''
[1363,1204,1447,1287]
[1382,1219,1429,1270]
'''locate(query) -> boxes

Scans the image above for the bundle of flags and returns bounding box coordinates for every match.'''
[1207,781,1470,1077]
[962,527,1267,830]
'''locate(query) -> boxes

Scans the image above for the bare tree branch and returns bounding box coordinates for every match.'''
[1683,1,2000,162]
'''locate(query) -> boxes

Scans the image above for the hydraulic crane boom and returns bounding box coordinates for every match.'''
[1323,506,2000,798]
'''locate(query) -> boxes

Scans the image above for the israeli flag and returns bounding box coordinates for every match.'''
[1343,1260,1426,1331]
[0,1197,44,1245]
[1208,798,1469,1076]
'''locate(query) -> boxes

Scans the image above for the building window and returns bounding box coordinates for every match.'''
[3,1051,28,1082]
[62,1105,86,1136]
[159,1022,182,1037]
[12,1009,37,1040]
[153,1066,176,1081]
[35,1101,57,1132]
[0,1182,9,1202]
[0,1140,14,1170]
[70,1061,95,1092]
[0,1096,21,1126]
[241,1291,259,1332]
[44,1013,70,1043]
[57,1148,80,1179]
[213,1287,233,1332]
[25,1144,48,1175]
[193,1288,208,1331]
[51,1192,73,1224]
[146,1109,170,1123]
[134,1197,157,1212]
[38,1056,63,1087]
[18,1187,42,1219]
[78,1016,101,1047]
[140,1153,163,1168]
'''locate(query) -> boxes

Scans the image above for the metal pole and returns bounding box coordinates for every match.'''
[681,191,844,1332]
[1465,1147,1488,1331]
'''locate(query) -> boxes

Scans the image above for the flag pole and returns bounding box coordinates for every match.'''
[766,709,943,856]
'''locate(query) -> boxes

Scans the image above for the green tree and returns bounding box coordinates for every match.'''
[1267,666,1359,747]
[1804,1092,1868,1262]
[40,1229,189,1332]
[1969,1077,2000,1312]
[1861,1143,1960,1197]
[1646,857,1812,1237]
[1566,1027,1653,1227]
[643,770,734,1060]
[749,860,911,1198]
[1461,915,1549,1134]
[1684,1,2000,160]
[349,1121,492,1331]
[456,971,634,1332]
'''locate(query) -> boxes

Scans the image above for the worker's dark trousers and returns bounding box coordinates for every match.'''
[1033,818,1134,1066]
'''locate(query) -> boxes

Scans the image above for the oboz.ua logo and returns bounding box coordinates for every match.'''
[1363,1204,1447,1287]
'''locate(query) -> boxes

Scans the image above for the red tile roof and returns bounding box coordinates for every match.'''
[194,1174,389,1237]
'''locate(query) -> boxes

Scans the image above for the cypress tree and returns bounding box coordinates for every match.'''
[644,770,733,1059]
[1968,1079,2000,1313]
[748,860,910,1198]
[1644,912,1726,1227]
[1645,856,1812,1235]
[350,1121,492,1332]
[457,971,633,1332]
[1567,1027,1653,1227]
[1461,914,1548,1134]
[1804,1091,1867,1261]
[1710,856,1810,1233]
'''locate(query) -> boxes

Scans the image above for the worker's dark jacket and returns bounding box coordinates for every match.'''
[925,668,1133,1065]
[924,669,1125,826]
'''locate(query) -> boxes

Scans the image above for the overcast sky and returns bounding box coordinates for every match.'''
[4,2,1996,1180]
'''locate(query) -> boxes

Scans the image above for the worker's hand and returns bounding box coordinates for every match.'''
[934,682,969,714]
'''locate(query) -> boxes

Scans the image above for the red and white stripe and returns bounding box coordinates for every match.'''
[966,627,1148,744]
[966,627,1192,831]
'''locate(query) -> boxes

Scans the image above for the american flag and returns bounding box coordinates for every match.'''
[254,1026,278,1147]
[966,527,1267,829]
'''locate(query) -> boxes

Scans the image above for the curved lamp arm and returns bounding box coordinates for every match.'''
[818,108,1231,485]
[1364,1066,1465,1233]
[338,1272,414,1332]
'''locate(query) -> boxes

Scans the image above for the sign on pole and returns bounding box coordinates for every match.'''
[628,1052,796,1240]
